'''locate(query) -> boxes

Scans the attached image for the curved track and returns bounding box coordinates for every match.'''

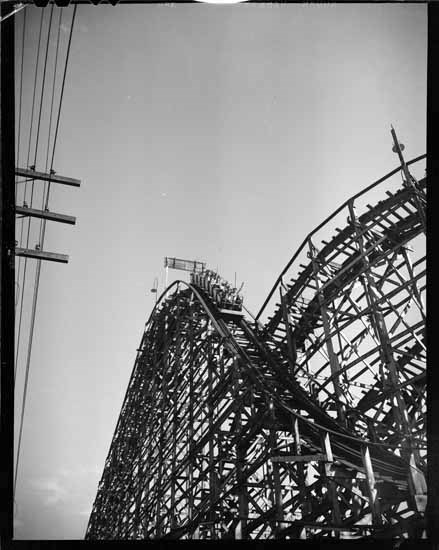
[86,158,426,540]
[262,179,426,452]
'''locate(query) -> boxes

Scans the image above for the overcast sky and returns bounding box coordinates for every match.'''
[13,2,426,539]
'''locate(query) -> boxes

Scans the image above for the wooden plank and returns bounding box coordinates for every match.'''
[271,453,327,463]
[15,167,81,187]
[15,205,76,225]
[361,445,381,524]
[15,247,69,263]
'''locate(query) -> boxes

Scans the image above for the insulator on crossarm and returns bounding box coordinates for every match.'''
[392,142,405,153]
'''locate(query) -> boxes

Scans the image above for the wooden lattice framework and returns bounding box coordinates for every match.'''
[86,156,426,540]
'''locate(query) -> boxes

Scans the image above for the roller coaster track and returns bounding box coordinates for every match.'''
[86,155,426,540]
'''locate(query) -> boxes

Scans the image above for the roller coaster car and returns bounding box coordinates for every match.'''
[218,306,244,319]
[189,271,244,318]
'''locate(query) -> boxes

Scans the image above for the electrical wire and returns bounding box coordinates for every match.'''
[13,6,29,520]
[48,6,77,183]
[24,8,44,198]
[15,8,45,378]
[14,4,78,499]
[41,4,77,249]
[39,8,63,246]
[15,6,26,193]
[15,7,27,316]
[21,6,50,263]
[33,3,54,168]
[15,282,20,308]
[16,3,53,369]
[26,3,54,238]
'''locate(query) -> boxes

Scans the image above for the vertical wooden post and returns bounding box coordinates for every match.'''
[348,200,411,440]
[207,332,217,539]
[293,417,306,482]
[401,247,425,322]
[187,298,195,537]
[141,476,151,537]
[280,285,297,370]
[408,453,427,513]
[154,320,172,538]
[321,432,341,535]
[308,239,346,424]
[292,416,308,521]
[170,322,182,531]
[361,445,382,525]
[233,358,248,539]
[268,401,284,536]
[235,442,249,539]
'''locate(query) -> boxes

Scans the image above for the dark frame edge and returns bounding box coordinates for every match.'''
[1,1,16,548]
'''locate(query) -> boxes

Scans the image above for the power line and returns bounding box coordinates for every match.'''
[33,4,54,168]
[45,9,63,173]
[32,2,56,243]
[15,8,45,377]
[15,7,27,317]
[15,6,26,193]
[14,4,79,498]
[48,5,77,180]
[39,8,63,246]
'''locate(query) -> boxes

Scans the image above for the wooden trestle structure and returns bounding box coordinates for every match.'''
[86,155,426,540]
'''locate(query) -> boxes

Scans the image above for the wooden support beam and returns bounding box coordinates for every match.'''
[280,286,297,370]
[234,358,248,540]
[292,418,307,498]
[308,238,346,424]
[268,406,284,536]
[15,167,81,188]
[408,454,427,513]
[361,445,382,525]
[15,247,69,264]
[321,431,334,463]
[15,205,76,225]
[320,432,341,533]
[271,453,327,463]
[348,200,411,435]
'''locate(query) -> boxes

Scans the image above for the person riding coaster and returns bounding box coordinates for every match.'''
[191,269,243,311]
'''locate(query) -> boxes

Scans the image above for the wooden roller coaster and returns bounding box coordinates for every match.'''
[86,150,426,540]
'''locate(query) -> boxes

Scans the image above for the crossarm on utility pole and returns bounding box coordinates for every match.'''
[15,206,76,225]
[15,248,69,264]
[15,167,81,188]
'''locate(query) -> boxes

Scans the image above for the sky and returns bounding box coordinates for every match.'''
[12,3,426,539]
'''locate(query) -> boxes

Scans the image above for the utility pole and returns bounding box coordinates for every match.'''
[6,5,81,525]
[1,2,16,543]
